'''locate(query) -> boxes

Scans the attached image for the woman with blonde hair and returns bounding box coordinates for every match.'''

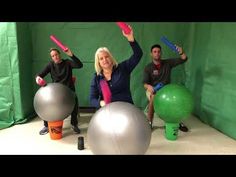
[90,26,143,108]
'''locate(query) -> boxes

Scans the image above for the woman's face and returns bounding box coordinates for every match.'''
[98,51,113,70]
[50,50,61,64]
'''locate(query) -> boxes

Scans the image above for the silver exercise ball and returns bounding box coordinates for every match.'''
[33,83,75,121]
[87,101,151,154]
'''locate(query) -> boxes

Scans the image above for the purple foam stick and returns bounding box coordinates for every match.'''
[116,22,131,34]
[161,36,179,54]
[50,35,68,52]
[100,79,112,104]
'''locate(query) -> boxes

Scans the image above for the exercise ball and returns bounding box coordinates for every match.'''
[34,83,75,121]
[154,84,194,123]
[87,102,151,154]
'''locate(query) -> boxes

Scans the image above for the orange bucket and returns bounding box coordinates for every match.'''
[48,120,64,140]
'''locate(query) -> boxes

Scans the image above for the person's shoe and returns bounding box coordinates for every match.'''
[179,123,189,132]
[149,121,153,130]
[39,127,49,135]
[72,125,81,134]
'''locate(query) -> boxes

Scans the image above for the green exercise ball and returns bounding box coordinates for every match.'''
[154,84,194,123]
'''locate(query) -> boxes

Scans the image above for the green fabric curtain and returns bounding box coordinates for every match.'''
[0,22,235,140]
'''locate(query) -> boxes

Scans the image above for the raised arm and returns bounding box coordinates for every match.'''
[64,48,83,68]
[175,45,187,60]
[120,26,143,73]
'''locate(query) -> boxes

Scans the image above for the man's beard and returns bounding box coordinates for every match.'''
[153,57,160,63]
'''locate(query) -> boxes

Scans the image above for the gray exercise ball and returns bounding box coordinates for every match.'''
[34,83,75,121]
[87,101,151,154]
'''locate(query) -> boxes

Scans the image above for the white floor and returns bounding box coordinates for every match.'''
[1,113,236,155]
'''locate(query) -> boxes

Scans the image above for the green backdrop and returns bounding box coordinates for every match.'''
[0,22,236,140]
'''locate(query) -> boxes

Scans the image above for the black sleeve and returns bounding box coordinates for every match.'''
[69,54,83,68]
[120,39,143,74]
[169,57,188,68]
[143,65,151,84]
[36,62,51,78]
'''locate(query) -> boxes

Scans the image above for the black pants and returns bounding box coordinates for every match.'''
[43,95,79,127]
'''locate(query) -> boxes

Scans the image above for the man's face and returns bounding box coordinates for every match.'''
[151,47,161,61]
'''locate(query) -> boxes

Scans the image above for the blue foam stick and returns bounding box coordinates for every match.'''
[161,36,179,54]
[154,82,164,92]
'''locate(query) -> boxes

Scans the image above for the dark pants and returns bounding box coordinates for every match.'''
[44,95,79,127]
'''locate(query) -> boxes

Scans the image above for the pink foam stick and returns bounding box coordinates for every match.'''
[100,80,112,104]
[50,35,68,52]
[116,22,131,34]
[38,78,47,87]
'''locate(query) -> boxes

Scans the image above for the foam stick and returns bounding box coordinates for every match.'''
[50,35,68,52]
[116,22,131,34]
[38,78,47,87]
[100,79,112,104]
[160,36,179,54]
[154,82,164,93]
[72,76,76,84]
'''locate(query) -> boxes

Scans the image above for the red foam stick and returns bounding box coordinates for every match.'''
[72,76,76,84]
[116,22,131,34]
[100,79,112,104]
[50,35,68,52]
